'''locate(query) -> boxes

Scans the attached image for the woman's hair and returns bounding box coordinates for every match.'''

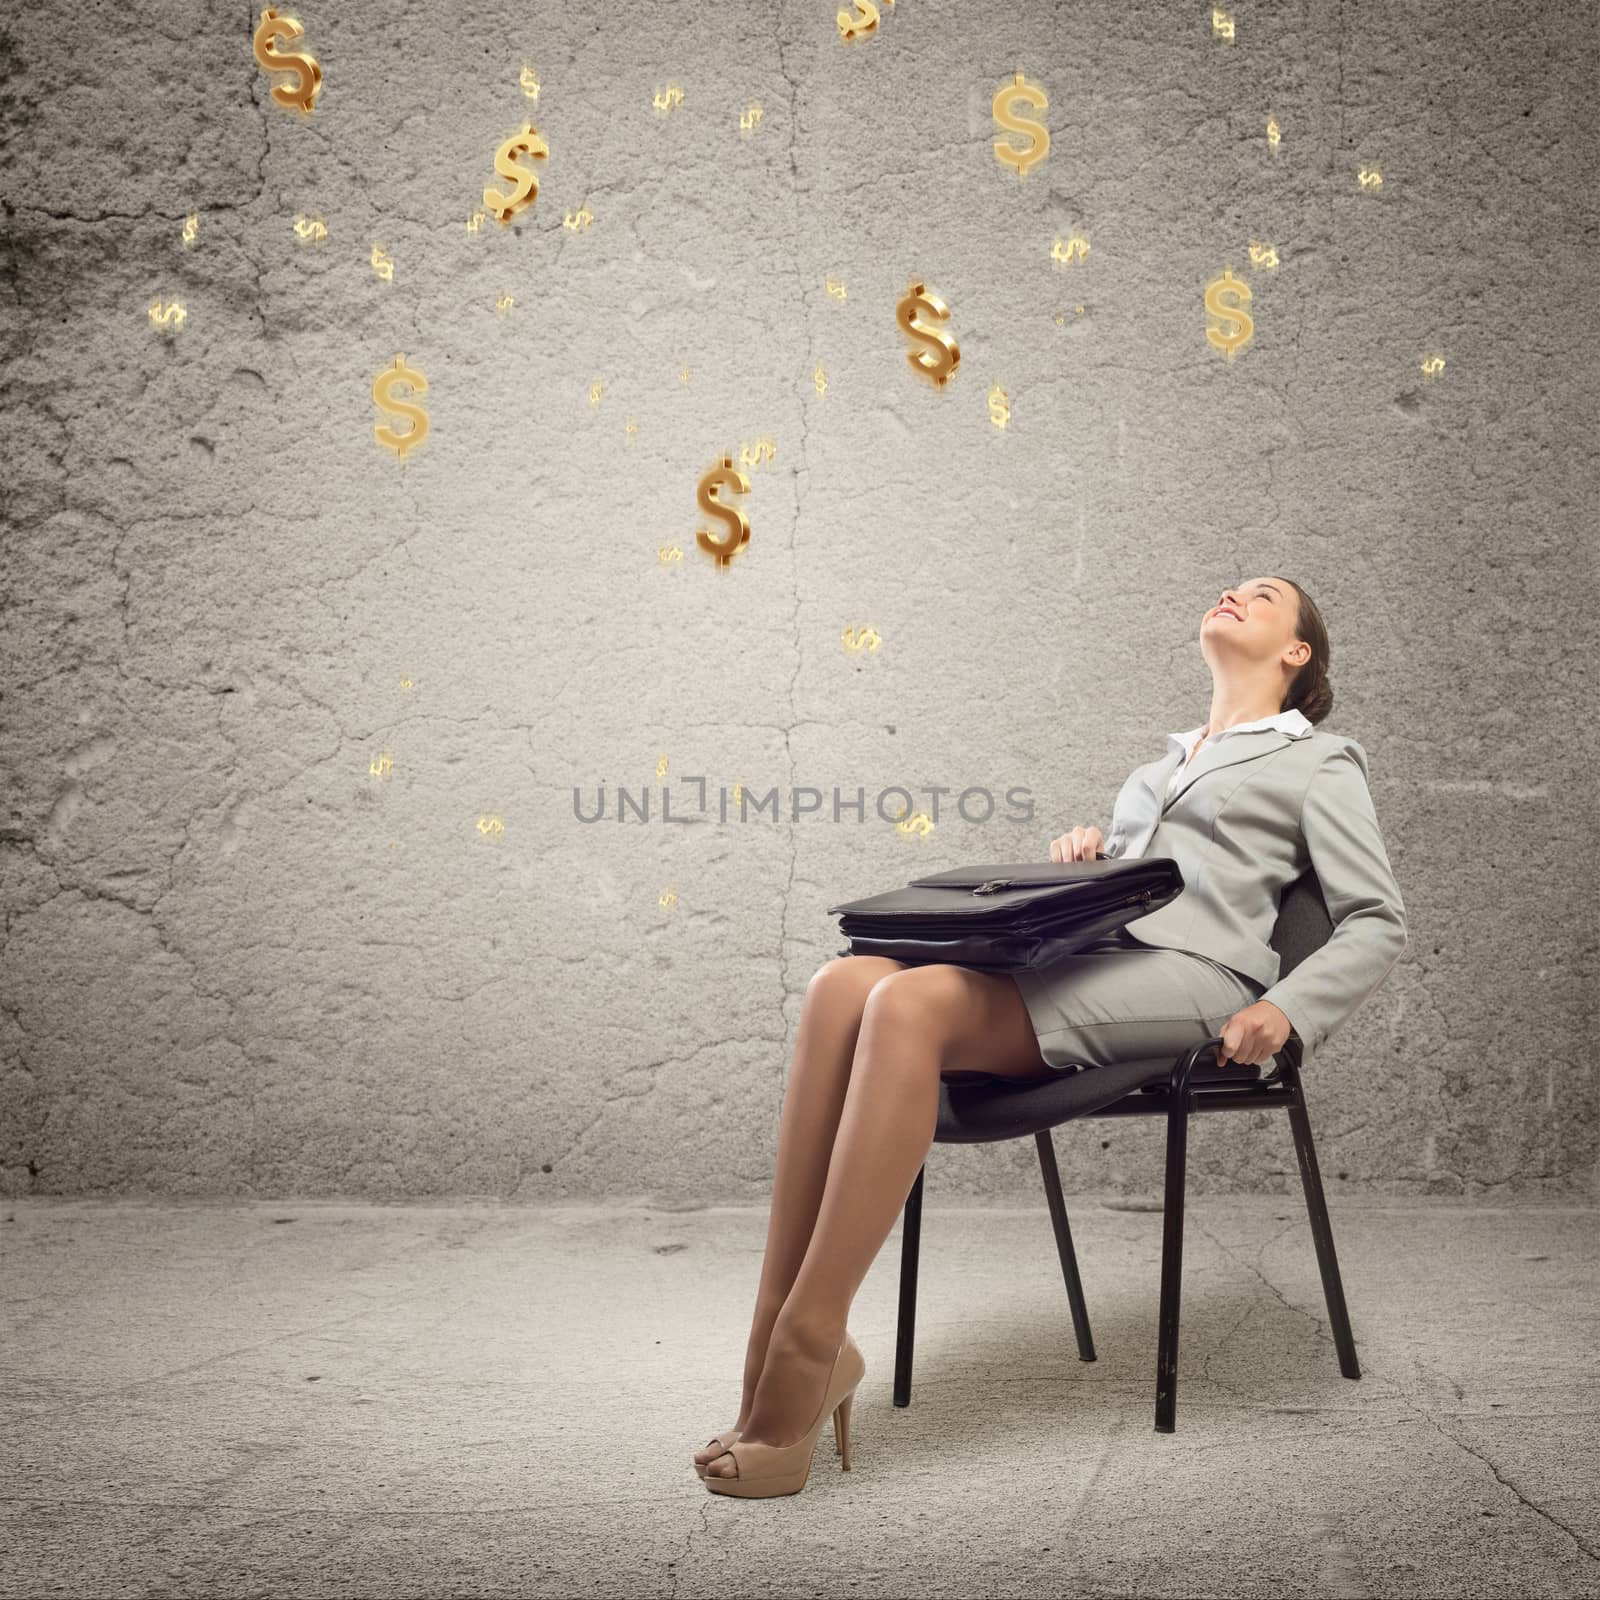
[1274,576,1334,725]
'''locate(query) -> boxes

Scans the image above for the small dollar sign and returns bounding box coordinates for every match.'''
[657,754,669,777]
[148,299,186,330]
[1266,117,1281,149]
[181,213,197,246]
[896,280,961,387]
[837,0,881,40]
[1203,267,1254,360]
[988,385,1009,428]
[519,64,540,99]
[590,380,603,408]
[484,123,549,224]
[1420,356,1445,378]
[294,215,326,242]
[372,354,430,463]
[896,809,934,838]
[814,364,828,396]
[657,545,683,563]
[659,887,678,909]
[1358,164,1383,190]
[1211,7,1235,40]
[253,7,323,116]
[992,71,1050,180]
[841,626,881,653]
[370,243,393,281]
[696,454,752,568]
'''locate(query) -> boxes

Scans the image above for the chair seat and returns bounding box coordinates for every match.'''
[936,1055,1267,1143]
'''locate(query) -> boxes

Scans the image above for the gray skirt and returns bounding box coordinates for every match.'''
[994,926,1265,1080]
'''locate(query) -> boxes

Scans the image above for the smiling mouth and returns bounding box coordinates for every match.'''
[1214,607,1242,621]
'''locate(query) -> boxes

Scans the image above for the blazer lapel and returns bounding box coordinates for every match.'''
[1126,726,1299,857]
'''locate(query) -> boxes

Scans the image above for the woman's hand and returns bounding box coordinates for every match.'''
[1216,999,1294,1068]
[1050,824,1105,862]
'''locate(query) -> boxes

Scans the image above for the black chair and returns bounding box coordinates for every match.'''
[892,865,1360,1433]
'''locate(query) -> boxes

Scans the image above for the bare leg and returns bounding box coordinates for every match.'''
[706,963,1051,1471]
[691,954,903,1468]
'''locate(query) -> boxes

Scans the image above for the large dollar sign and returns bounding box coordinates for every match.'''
[992,71,1049,179]
[372,355,430,463]
[896,280,961,388]
[695,454,751,568]
[252,8,323,116]
[837,0,891,41]
[1203,267,1254,359]
[484,123,549,224]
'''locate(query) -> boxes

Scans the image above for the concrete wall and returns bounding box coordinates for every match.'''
[2,0,1595,1199]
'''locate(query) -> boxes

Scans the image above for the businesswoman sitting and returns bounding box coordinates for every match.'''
[694,574,1408,1498]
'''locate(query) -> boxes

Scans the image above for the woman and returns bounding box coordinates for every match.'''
[695,575,1408,1498]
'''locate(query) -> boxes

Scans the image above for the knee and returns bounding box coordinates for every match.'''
[858,966,964,1046]
[804,955,888,1023]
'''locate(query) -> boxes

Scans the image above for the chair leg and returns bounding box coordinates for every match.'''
[1281,1059,1361,1380]
[1154,1078,1192,1433]
[893,1162,925,1407]
[1035,1130,1096,1361]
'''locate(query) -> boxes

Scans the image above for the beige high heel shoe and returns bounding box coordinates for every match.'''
[695,1412,848,1476]
[702,1331,865,1499]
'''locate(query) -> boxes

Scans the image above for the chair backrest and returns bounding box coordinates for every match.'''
[1269,866,1333,981]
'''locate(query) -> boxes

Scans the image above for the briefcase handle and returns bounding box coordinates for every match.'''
[971,851,1115,895]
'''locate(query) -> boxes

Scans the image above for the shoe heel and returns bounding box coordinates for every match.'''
[834,1389,854,1471]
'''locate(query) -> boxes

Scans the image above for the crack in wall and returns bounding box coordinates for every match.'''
[770,9,817,1020]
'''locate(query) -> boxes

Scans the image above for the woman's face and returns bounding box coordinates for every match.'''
[1200,576,1306,673]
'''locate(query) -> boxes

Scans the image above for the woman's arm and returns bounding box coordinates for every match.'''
[1259,739,1409,1055]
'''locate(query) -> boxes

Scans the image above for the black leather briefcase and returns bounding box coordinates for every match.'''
[826,855,1184,972]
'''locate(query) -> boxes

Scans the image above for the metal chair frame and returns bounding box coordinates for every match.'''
[891,866,1360,1433]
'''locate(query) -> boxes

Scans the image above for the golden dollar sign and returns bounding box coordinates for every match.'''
[1203,267,1254,359]
[484,123,549,224]
[992,71,1049,179]
[896,280,961,387]
[372,355,430,463]
[837,0,881,41]
[695,454,752,568]
[252,8,323,116]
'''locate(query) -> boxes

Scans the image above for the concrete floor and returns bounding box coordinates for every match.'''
[2,1194,1596,1600]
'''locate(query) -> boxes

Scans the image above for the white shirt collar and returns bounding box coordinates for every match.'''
[1167,707,1315,763]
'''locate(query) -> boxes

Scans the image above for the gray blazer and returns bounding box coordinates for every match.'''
[1105,726,1409,1056]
